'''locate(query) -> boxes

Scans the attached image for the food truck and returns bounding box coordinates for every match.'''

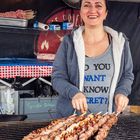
[0,0,140,139]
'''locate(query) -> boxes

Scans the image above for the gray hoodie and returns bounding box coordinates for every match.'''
[52,26,134,118]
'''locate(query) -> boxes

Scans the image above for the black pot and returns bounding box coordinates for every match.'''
[0,114,27,122]
[62,0,81,9]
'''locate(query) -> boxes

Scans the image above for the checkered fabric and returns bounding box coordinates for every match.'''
[0,65,53,78]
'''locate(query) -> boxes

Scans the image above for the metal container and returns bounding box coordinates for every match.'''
[0,17,28,27]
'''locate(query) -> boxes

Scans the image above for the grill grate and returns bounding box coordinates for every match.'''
[106,114,140,140]
[0,121,49,140]
[0,114,140,140]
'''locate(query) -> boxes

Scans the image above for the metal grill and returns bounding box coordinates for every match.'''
[0,121,49,140]
[0,114,140,140]
[106,114,140,140]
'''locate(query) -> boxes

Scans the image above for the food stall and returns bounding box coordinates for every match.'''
[0,0,140,139]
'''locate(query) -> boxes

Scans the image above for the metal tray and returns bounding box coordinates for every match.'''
[0,17,28,27]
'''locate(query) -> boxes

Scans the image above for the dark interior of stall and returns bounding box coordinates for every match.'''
[0,0,140,121]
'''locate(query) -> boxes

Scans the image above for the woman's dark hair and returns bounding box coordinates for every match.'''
[79,0,109,10]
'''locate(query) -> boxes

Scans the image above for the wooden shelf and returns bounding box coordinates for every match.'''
[123,105,140,115]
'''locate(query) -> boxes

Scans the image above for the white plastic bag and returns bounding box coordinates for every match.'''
[0,86,15,114]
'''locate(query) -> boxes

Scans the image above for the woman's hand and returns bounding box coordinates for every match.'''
[115,93,129,113]
[72,92,88,113]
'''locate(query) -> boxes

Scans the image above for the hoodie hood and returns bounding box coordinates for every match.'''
[73,26,125,113]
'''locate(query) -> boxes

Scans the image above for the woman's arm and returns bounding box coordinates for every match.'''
[114,39,134,113]
[115,39,134,96]
[51,35,80,100]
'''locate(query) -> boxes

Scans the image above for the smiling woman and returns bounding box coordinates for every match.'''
[80,0,108,28]
[52,0,134,118]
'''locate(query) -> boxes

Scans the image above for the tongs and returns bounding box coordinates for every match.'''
[73,109,77,115]
[73,109,102,116]
[115,112,121,116]
[73,109,87,116]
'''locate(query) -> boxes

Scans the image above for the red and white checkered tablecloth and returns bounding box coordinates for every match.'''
[0,65,53,79]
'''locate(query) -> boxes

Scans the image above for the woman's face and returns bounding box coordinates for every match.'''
[80,0,107,27]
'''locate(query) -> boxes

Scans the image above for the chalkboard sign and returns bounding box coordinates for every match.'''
[19,97,58,114]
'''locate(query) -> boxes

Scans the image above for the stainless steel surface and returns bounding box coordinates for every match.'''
[0,17,28,27]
